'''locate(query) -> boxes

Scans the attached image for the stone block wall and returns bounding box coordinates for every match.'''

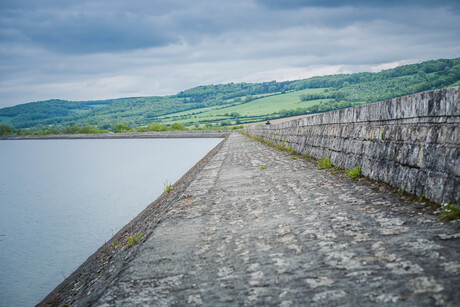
[245,87,460,205]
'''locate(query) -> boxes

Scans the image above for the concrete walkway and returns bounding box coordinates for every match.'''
[93,133,459,306]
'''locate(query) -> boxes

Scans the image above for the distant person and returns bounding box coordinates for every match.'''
[266,120,271,125]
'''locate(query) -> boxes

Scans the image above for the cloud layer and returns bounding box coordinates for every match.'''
[0,0,459,107]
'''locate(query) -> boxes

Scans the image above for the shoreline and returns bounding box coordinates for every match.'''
[0,130,231,140]
[38,136,228,306]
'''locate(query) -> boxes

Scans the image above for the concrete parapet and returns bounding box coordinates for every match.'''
[245,87,460,204]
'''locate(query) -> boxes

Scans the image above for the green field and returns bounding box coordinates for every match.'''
[205,88,328,116]
[158,88,331,125]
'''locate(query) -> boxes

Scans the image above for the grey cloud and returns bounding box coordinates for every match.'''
[257,0,460,11]
[2,0,458,55]
[0,0,459,107]
[1,1,179,53]
[0,0,266,54]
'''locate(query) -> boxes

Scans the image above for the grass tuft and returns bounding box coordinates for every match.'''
[440,203,460,221]
[276,144,286,151]
[126,224,144,247]
[346,164,362,179]
[164,181,173,194]
[126,233,144,247]
[259,165,267,170]
[318,156,333,169]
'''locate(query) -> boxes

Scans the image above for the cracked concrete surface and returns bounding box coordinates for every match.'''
[90,133,459,306]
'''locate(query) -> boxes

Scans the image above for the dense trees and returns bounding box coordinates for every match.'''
[147,123,169,131]
[0,125,13,136]
[113,124,134,133]
[170,122,186,130]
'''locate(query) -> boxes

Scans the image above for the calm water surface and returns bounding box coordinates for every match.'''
[0,138,221,306]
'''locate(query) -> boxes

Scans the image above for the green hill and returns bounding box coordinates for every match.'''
[1,57,459,134]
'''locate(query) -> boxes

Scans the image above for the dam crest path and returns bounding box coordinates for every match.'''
[44,132,460,306]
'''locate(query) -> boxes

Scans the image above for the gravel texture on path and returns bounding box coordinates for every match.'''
[44,132,460,306]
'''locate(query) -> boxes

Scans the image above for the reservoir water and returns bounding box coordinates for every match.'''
[0,138,222,306]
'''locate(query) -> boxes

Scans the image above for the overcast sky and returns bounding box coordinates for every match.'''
[0,0,459,108]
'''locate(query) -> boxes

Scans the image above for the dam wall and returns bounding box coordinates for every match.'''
[245,86,460,205]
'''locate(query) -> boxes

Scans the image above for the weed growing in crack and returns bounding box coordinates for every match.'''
[244,133,266,144]
[126,233,144,247]
[164,181,173,194]
[126,224,144,247]
[259,166,267,170]
[111,231,120,247]
[346,164,362,179]
[276,144,286,151]
[417,192,425,202]
[318,156,333,169]
[302,152,315,161]
[440,203,460,221]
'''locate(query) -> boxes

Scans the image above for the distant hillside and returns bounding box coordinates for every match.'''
[1,57,459,132]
